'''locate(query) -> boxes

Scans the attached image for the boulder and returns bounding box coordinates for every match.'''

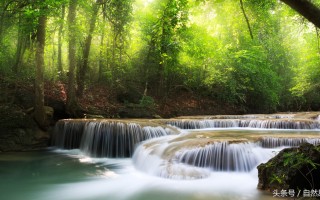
[0,104,49,152]
[258,143,320,193]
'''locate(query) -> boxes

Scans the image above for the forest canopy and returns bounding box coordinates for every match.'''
[1,0,320,119]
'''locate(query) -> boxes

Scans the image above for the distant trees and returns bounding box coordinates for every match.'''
[0,0,320,114]
[77,0,100,97]
[140,0,188,96]
[66,0,78,116]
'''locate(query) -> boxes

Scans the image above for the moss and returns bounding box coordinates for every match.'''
[258,143,320,192]
[0,104,36,130]
[0,104,49,152]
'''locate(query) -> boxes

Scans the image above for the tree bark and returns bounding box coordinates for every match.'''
[77,1,99,97]
[316,27,320,55]
[98,22,105,83]
[0,2,4,47]
[57,4,65,78]
[240,0,253,40]
[34,10,47,128]
[280,0,320,28]
[66,0,78,116]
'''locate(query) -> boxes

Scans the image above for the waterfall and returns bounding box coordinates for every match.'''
[166,120,239,129]
[133,138,274,179]
[259,137,320,148]
[166,119,320,129]
[52,119,172,158]
[51,120,86,149]
[51,112,320,180]
[204,114,294,119]
[132,137,211,180]
[175,142,271,172]
[242,119,320,129]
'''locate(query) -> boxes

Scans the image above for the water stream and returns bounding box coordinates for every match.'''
[1,112,320,200]
[0,150,279,200]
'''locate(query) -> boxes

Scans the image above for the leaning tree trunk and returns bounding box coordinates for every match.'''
[66,0,78,116]
[240,0,253,40]
[34,10,47,128]
[280,0,320,28]
[77,1,99,97]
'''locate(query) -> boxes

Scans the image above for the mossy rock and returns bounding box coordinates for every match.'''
[0,104,37,129]
[258,143,320,192]
[0,104,49,152]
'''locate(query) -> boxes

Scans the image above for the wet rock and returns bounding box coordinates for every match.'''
[0,104,49,152]
[45,98,69,120]
[257,143,320,192]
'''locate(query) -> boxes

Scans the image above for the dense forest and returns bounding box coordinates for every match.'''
[1,0,320,126]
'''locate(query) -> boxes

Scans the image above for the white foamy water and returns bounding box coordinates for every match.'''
[39,115,320,200]
[36,149,277,200]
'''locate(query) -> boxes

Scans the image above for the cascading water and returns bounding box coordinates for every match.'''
[132,136,212,179]
[51,119,86,149]
[166,119,320,129]
[132,137,276,179]
[45,113,320,199]
[52,119,174,157]
[176,142,270,172]
[259,137,320,148]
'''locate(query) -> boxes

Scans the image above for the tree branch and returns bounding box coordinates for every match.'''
[240,0,253,40]
[280,0,320,28]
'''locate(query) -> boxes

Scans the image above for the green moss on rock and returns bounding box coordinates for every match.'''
[258,143,320,192]
[0,104,49,152]
[0,104,36,129]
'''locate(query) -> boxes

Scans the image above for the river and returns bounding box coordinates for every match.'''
[1,113,320,200]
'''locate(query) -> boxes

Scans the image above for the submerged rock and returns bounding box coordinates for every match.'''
[257,143,320,192]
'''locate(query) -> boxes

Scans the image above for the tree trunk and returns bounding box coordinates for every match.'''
[280,0,320,28]
[66,0,78,116]
[34,11,47,128]
[316,27,320,55]
[0,1,8,46]
[77,1,99,97]
[98,23,105,83]
[0,4,4,47]
[57,4,65,78]
[158,22,167,97]
[98,3,107,83]
[111,28,117,83]
[240,0,253,40]
[13,13,27,73]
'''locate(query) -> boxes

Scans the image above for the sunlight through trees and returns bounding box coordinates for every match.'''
[0,0,320,113]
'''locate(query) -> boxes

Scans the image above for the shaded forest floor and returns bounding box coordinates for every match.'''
[0,76,236,121]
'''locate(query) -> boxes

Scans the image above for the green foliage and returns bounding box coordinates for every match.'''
[1,0,320,113]
[105,0,133,33]
[288,25,320,110]
[266,146,320,189]
[283,151,320,169]
[139,95,156,109]
[137,0,189,93]
[270,174,283,184]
